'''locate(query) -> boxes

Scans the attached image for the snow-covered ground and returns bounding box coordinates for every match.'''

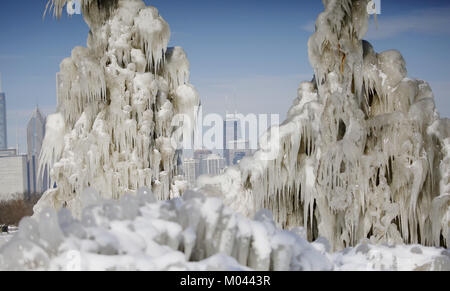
[332,243,450,271]
[0,234,12,247]
[0,230,17,249]
[0,189,448,271]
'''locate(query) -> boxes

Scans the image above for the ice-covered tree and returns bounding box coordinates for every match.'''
[199,0,450,250]
[1,0,449,271]
[37,0,199,216]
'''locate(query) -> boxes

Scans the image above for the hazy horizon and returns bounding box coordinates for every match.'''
[1,0,449,152]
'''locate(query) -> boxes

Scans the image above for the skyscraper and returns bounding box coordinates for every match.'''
[0,75,7,150]
[194,149,212,175]
[223,116,239,166]
[227,139,253,165]
[183,158,198,188]
[0,149,28,201]
[204,154,225,176]
[27,107,47,193]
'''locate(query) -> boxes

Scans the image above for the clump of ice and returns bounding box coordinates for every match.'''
[0,189,333,271]
[199,0,450,251]
[332,241,450,271]
[1,188,448,271]
[38,0,199,217]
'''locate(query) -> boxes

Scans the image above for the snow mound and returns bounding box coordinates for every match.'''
[0,189,331,271]
[332,242,450,271]
[1,189,447,271]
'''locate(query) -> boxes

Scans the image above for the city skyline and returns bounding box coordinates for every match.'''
[182,116,255,188]
[1,0,450,152]
[0,105,48,199]
[0,91,6,151]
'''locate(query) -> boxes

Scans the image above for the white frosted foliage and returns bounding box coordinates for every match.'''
[1,189,448,271]
[199,0,449,250]
[38,0,199,216]
[0,190,333,271]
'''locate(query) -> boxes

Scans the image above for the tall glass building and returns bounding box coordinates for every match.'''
[0,76,7,150]
[223,116,239,166]
[27,107,47,193]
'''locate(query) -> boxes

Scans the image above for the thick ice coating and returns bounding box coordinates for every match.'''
[1,189,448,271]
[39,0,448,252]
[38,0,199,217]
[199,0,449,250]
[1,0,448,270]
[0,189,333,271]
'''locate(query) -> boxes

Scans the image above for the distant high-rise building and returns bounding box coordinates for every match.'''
[27,107,47,194]
[233,151,247,165]
[204,154,225,176]
[0,75,7,150]
[183,158,198,188]
[175,149,183,176]
[194,149,213,160]
[0,149,17,158]
[228,139,253,165]
[194,149,212,175]
[223,116,239,166]
[0,149,28,201]
[183,153,225,188]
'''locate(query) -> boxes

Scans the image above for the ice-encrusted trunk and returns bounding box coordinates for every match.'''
[199,0,449,250]
[37,0,199,217]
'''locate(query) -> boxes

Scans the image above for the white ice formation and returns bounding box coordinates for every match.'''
[0,189,332,271]
[1,189,448,271]
[37,0,199,217]
[33,0,449,265]
[199,0,450,251]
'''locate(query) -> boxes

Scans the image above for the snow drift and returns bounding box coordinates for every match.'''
[0,189,332,271]
[1,189,448,271]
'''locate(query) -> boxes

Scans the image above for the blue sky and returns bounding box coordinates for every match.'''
[0,0,449,152]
